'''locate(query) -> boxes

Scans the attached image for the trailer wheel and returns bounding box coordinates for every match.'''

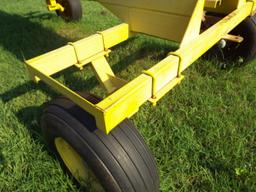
[222,15,256,64]
[41,93,159,192]
[205,14,256,65]
[56,0,82,21]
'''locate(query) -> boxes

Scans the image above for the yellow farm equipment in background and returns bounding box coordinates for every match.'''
[27,0,256,191]
[46,0,83,21]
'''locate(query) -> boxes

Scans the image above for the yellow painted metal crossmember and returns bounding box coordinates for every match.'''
[26,1,255,134]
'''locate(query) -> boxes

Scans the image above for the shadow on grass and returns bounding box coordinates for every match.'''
[0,9,176,143]
[200,45,248,77]
[16,106,45,144]
[0,147,4,173]
[23,11,56,20]
[0,10,67,60]
[0,10,244,102]
[1,35,177,103]
[0,81,58,103]
[0,10,68,100]
[15,105,90,192]
[2,40,176,156]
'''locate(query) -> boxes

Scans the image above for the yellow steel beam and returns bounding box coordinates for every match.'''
[98,23,129,49]
[94,1,254,133]
[26,24,130,133]
[27,64,99,116]
[68,34,105,64]
[180,0,205,47]
[26,24,128,79]
[143,56,180,98]
[143,1,253,101]
[95,74,152,134]
[91,56,127,94]
[27,1,255,134]
[26,45,78,79]
[176,1,253,71]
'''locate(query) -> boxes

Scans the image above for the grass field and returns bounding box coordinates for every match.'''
[0,0,256,191]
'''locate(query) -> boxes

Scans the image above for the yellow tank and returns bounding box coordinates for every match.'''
[97,0,198,42]
[96,0,248,42]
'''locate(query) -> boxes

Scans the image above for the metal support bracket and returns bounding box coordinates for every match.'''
[148,75,184,106]
[46,0,64,12]
[68,42,111,70]
[26,1,255,134]
[247,0,256,15]
[168,52,183,78]
[144,52,184,106]
[91,56,126,94]
[205,0,222,8]
[222,34,244,43]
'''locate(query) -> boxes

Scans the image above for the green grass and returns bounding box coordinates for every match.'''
[0,0,256,191]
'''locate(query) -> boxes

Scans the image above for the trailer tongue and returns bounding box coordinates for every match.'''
[26,1,256,191]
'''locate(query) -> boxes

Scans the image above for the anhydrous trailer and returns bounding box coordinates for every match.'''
[27,0,256,191]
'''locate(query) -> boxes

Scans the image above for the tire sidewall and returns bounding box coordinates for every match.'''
[41,106,119,192]
[56,0,82,21]
[40,95,159,192]
[229,15,256,62]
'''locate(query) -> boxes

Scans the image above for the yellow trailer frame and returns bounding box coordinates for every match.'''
[26,0,256,134]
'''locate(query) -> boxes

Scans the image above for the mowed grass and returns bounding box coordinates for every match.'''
[0,0,256,191]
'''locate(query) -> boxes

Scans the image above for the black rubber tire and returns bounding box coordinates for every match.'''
[56,0,82,21]
[223,14,256,63]
[41,93,159,192]
[205,14,256,65]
